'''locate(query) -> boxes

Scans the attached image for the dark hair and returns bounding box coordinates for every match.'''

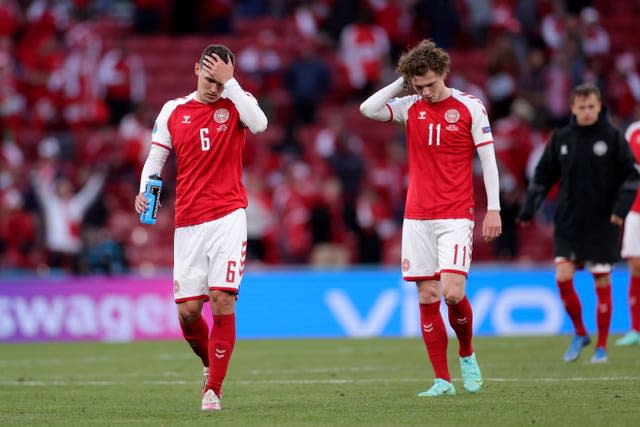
[396,39,450,80]
[570,83,601,104]
[199,44,235,66]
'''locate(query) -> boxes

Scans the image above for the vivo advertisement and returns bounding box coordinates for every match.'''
[0,267,633,343]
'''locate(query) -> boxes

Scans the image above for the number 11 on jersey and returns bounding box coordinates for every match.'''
[428,123,441,146]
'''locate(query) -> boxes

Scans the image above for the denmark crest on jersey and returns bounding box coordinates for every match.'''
[213,108,230,124]
[445,109,460,123]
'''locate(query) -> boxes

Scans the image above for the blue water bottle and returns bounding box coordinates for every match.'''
[140,174,163,225]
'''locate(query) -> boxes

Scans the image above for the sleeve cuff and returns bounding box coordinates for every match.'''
[224,78,240,89]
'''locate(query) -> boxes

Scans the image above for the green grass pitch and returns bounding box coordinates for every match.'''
[1,336,639,426]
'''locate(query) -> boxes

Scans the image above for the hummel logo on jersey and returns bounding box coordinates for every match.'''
[423,323,434,333]
[418,111,427,120]
[182,115,191,124]
[456,317,468,325]
[215,348,227,359]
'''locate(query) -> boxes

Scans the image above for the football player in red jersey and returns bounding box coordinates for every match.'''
[616,119,640,347]
[134,44,267,411]
[360,39,502,397]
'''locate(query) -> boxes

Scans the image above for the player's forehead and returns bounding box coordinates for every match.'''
[571,93,601,107]
[411,70,442,86]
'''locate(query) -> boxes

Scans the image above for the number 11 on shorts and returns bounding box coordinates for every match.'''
[453,244,469,266]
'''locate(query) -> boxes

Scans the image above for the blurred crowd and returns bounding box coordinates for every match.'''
[1,0,640,275]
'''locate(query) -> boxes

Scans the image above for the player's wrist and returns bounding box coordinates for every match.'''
[223,78,239,88]
[394,76,406,91]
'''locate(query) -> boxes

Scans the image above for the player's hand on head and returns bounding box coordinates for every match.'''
[202,53,234,84]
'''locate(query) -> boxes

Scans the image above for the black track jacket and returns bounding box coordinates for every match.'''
[518,109,640,262]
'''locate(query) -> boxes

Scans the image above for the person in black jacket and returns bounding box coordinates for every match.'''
[518,83,640,364]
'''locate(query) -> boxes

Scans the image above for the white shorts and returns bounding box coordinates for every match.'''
[622,211,640,258]
[173,208,247,302]
[401,218,474,281]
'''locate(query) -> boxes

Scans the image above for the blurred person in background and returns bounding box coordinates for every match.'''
[237,29,282,97]
[360,39,502,397]
[0,188,37,270]
[577,7,609,60]
[0,50,26,137]
[79,226,127,274]
[616,116,640,346]
[98,35,146,126]
[32,164,106,273]
[134,44,267,411]
[607,52,640,126]
[283,41,331,150]
[518,83,640,363]
[540,0,571,53]
[337,6,390,97]
[327,127,364,236]
[244,168,276,263]
[0,0,21,39]
[48,22,108,130]
[270,159,314,263]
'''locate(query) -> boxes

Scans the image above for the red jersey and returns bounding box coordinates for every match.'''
[625,121,640,213]
[152,92,248,227]
[387,89,493,220]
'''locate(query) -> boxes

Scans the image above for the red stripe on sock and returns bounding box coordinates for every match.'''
[419,301,450,381]
[447,296,474,357]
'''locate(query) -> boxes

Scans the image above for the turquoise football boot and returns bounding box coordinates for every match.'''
[418,379,456,397]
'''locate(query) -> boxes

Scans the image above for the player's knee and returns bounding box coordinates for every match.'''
[555,265,574,282]
[417,285,440,304]
[210,290,236,312]
[178,303,203,323]
[443,290,464,305]
[593,273,611,288]
[440,275,466,304]
[629,259,640,277]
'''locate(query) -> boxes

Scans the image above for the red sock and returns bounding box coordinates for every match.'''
[179,315,209,367]
[447,296,474,357]
[557,279,587,336]
[629,276,640,332]
[595,285,612,349]
[419,301,450,381]
[206,313,236,396]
